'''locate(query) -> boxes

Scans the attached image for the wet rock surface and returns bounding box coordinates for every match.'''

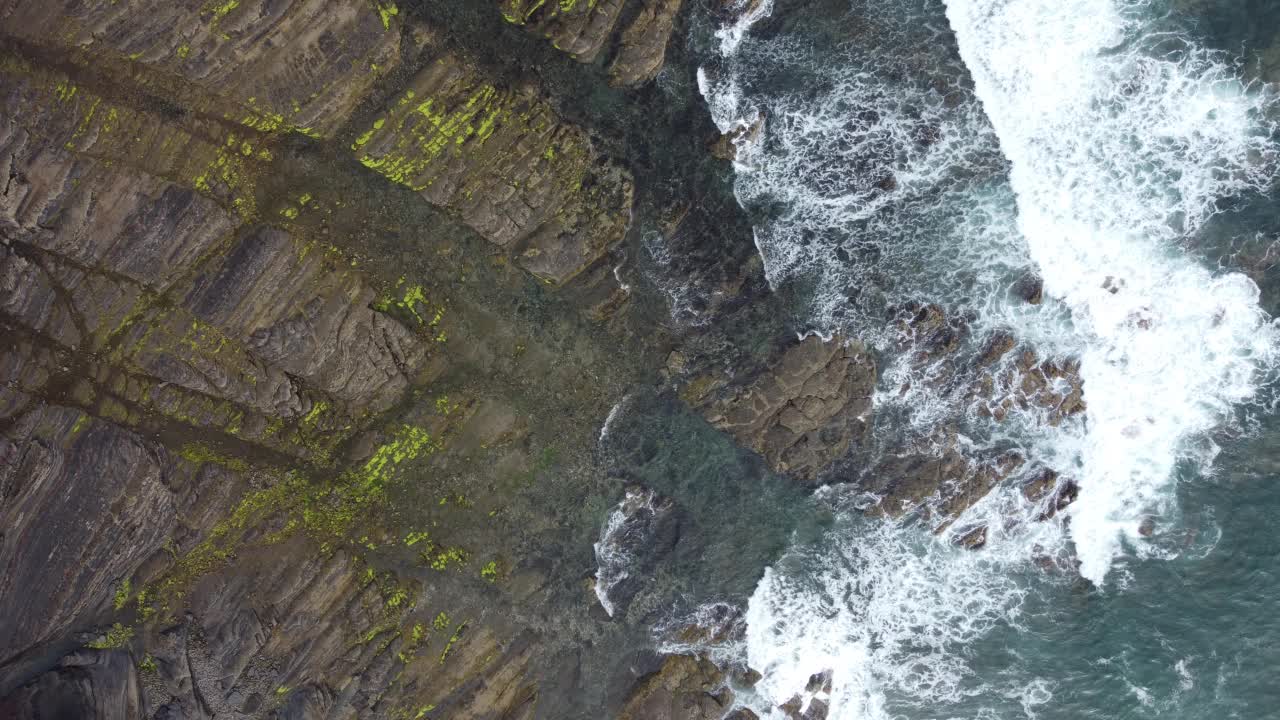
[870,301,1086,525]
[616,655,732,720]
[688,334,876,483]
[593,487,681,618]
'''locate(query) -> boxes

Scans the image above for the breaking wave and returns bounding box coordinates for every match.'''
[691,0,1280,716]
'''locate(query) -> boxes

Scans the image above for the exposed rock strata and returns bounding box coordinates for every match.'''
[616,655,733,720]
[0,1,816,718]
[499,0,686,87]
[1,0,402,137]
[0,649,144,720]
[351,47,634,285]
[609,0,686,87]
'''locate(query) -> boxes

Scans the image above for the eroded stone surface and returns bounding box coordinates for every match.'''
[500,0,686,87]
[689,335,876,482]
[617,655,733,720]
[0,650,144,720]
[609,0,686,87]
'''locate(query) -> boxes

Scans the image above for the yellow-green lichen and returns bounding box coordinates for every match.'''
[178,442,250,472]
[113,579,132,610]
[360,425,438,492]
[69,414,91,437]
[87,623,134,650]
[206,0,240,23]
[374,1,399,30]
[438,620,468,664]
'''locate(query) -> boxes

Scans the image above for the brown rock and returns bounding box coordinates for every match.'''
[609,0,686,87]
[711,114,765,162]
[618,655,731,720]
[1,0,402,137]
[352,48,633,285]
[500,0,628,62]
[976,331,1016,367]
[503,0,687,86]
[869,435,1023,526]
[694,335,875,482]
[954,525,988,550]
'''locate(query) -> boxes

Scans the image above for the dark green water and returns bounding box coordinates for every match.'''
[639,0,1280,717]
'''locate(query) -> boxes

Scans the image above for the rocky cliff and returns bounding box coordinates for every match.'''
[0,2,1075,719]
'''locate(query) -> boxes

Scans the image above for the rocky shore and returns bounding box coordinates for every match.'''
[0,2,1082,718]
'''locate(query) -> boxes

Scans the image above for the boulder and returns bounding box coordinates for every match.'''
[617,655,732,720]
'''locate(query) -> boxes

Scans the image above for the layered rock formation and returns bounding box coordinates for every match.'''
[1,1,667,717]
[499,0,686,87]
[615,655,733,720]
[351,46,633,284]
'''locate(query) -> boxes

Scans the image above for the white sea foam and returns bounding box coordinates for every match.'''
[593,487,656,617]
[598,395,630,446]
[714,0,774,55]
[944,0,1280,584]
[740,508,1061,718]
[692,0,1280,715]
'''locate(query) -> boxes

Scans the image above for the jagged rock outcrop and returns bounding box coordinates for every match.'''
[865,301,1086,527]
[608,0,686,87]
[0,650,144,720]
[617,655,733,720]
[686,334,876,482]
[499,0,686,87]
[866,437,1025,526]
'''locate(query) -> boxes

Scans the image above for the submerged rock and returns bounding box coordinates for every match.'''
[1012,272,1044,305]
[1021,468,1079,520]
[594,487,680,618]
[711,114,766,163]
[954,525,989,550]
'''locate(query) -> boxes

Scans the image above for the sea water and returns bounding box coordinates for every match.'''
[678,0,1280,717]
